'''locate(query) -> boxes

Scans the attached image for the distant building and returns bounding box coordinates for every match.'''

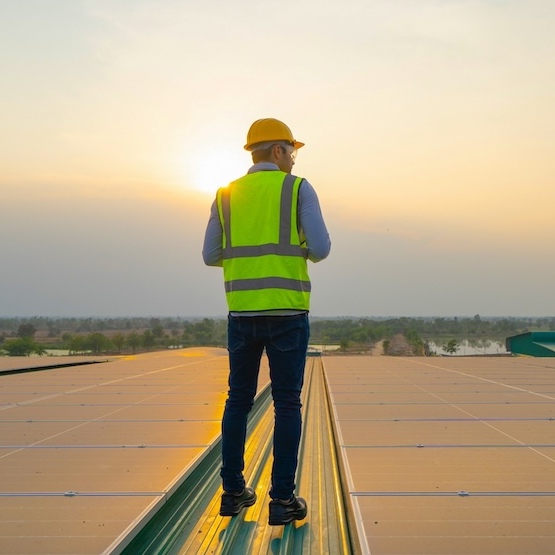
[506,331,555,357]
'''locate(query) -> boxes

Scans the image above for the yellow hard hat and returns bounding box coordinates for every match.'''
[244,118,305,151]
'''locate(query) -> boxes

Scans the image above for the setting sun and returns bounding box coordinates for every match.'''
[185,144,248,195]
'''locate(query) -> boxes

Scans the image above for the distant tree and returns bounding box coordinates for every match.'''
[83,333,112,355]
[478,339,491,354]
[112,333,126,353]
[166,319,180,332]
[180,330,192,347]
[67,335,85,354]
[47,324,60,337]
[467,338,479,350]
[151,324,165,340]
[192,318,216,345]
[77,319,93,332]
[142,330,155,351]
[127,332,142,353]
[94,319,108,331]
[442,339,459,355]
[2,337,45,356]
[17,324,36,338]
[405,329,425,355]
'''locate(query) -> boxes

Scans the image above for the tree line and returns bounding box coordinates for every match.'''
[0,318,226,356]
[1,315,552,357]
[310,314,553,354]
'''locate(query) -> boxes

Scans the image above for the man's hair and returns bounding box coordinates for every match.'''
[251,145,275,163]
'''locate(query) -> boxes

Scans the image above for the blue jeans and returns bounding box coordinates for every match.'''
[221,313,309,500]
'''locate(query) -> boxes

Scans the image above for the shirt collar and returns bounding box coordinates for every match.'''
[247,162,280,174]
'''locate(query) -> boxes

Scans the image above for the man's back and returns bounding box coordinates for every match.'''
[202,118,329,526]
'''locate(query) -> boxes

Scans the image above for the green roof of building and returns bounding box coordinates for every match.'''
[506,331,555,357]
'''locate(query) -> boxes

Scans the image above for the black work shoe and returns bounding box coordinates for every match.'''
[219,487,257,516]
[268,496,308,525]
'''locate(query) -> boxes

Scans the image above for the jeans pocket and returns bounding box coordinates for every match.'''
[271,315,309,352]
[227,316,247,352]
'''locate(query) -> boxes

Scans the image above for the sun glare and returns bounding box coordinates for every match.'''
[186,144,247,195]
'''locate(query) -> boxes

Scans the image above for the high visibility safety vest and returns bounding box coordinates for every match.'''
[216,171,311,312]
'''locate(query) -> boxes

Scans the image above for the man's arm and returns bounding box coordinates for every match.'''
[202,200,223,267]
[298,180,331,262]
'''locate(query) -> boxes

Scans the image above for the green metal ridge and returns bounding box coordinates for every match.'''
[117,384,273,555]
[320,357,363,555]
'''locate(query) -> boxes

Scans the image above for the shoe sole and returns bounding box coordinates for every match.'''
[268,507,308,526]
[219,496,256,517]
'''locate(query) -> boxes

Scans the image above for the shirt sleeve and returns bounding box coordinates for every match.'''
[298,179,331,263]
[202,200,223,267]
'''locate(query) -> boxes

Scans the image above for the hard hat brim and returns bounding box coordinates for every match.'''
[244,140,305,151]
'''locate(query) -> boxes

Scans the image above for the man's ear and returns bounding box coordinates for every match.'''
[270,144,282,160]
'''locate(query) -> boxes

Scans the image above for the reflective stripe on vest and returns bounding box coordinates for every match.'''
[224,276,310,293]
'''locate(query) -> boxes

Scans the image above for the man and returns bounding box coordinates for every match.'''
[202,118,330,525]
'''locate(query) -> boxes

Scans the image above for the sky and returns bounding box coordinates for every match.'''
[1,0,554,318]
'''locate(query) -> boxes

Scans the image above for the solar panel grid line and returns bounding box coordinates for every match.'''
[0,491,167,497]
